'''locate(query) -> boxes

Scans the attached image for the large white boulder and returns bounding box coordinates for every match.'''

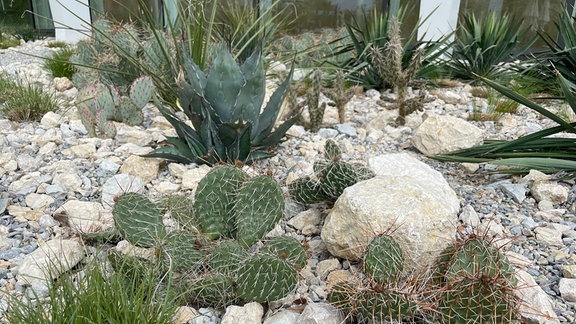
[321,153,459,270]
[411,114,483,155]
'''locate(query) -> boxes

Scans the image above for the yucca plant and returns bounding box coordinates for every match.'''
[144,45,298,165]
[213,0,293,64]
[333,6,451,90]
[434,71,576,175]
[449,12,536,81]
[538,7,576,85]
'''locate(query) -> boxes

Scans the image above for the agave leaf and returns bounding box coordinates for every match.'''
[143,146,196,164]
[218,122,252,162]
[253,65,294,145]
[237,49,266,136]
[205,46,245,122]
[258,114,300,148]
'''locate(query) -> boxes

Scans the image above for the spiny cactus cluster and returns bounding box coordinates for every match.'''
[288,139,375,204]
[110,165,306,307]
[369,17,425,125]
[287,69,355,131]
[76,76,154,138]
[70,19,141,92]
[329,233,520,323]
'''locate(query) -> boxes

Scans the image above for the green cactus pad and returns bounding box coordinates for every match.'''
[194,165,248,240]
[184,273,238,308]
[356,289,417,323]
[161,231,205,272]
[129,76,154,108]
[118,97,144,126]
[364,235,404,284]
[319,161,371,199]
[158,195,196,231]
[436,278,517,324]
[236,255,298,303]
[288,177,326,204]
[324,139,341,161]
[444,238,517,287]
[112,193,166,247]
[262,236,307,269]
[208,239,250,275]
[234,175,284,248]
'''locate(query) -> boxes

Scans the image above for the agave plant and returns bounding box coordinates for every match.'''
[434,71,576,175]
[144,45,298,165]
[538,7,576,85]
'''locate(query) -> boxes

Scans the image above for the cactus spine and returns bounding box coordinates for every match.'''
[324,70,355,124]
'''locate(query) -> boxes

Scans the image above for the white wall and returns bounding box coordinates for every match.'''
[418,0,461,43]
[48,0,91,43]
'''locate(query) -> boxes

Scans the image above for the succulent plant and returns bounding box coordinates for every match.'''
[234,175,284,248]
[262,236,307,270]
[364,235,404,284]
[183,272,238,308]
[144,45,299,165]
[329,231,520,323]
[161,230,205,272]
[324,70,356,124]
[208,239,250,275]
[288,140,375,204]
[193,165,248,240]
[112,192,166,248]
[236,254,298,303]
[431,236,519,323]
[286,69,326,132]
[76,76,154,138]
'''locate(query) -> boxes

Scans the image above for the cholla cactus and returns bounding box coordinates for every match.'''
[369,17,425,125]
[285,69,326,132]
[324,70,355,124]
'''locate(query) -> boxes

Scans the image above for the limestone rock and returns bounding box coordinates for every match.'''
[531,181,569,204]
[559,278,576,302]
[515,269,560,324]
[297,302,343,324]
[181,165,211,191]
[17,238,84,285]
[101,174,145,210]
[172,306,200,324]
[40,111,64,128]
[55,200,113,233]
[411,114,483,155]
[263,310,299,324]
[321,153,458,269]
[119,155,161,183]
[53,77,73,91]
[221,302,263,324]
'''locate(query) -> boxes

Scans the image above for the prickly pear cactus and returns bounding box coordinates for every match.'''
[364,235,404,284]
[158,194,196,231]
[262,236,307,269]
[208,239,250,275]
[288,177,327,204]
[319,161,374,200]
[161,230,205,272]
[236,254,298,303]
[184,273,238,308]
[289,140,375,205]
[323,139,341,161]
[234,175,284,248]
[356,289,418,323]
[435,278,517,324]
[112,192,166,247]
[194,165,248,240]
